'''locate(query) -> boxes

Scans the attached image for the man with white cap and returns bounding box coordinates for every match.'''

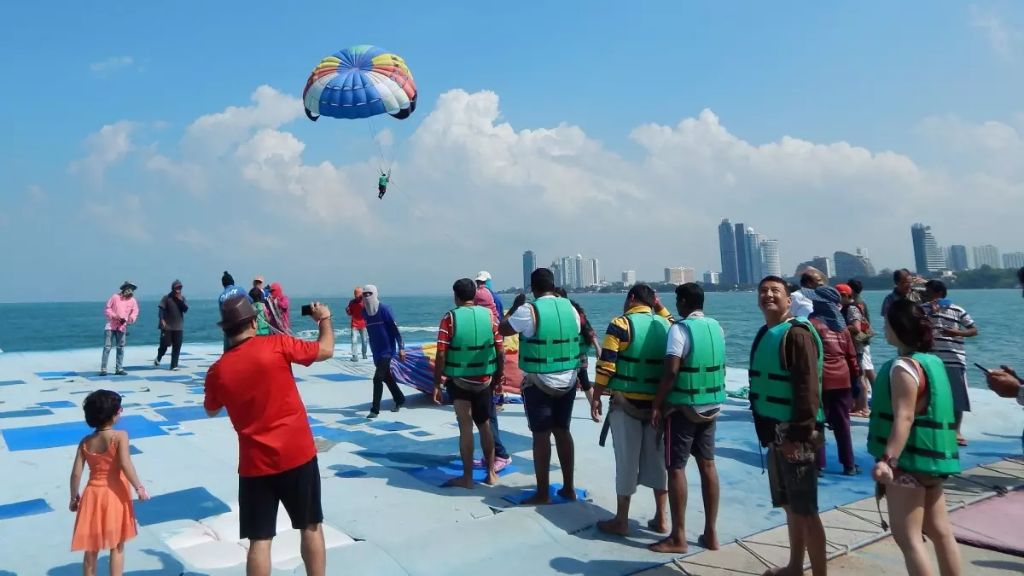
[474,271,512,471]
[474,271,504,320]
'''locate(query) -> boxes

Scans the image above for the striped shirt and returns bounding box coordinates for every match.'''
[595,305,675,399]
[920,301,975,367]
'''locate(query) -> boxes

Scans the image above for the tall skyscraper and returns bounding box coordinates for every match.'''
[911,223,944,274]
[734,222,750,285]
[622,270,636,286]
[948,245,969,272]
[834,249,876,279]
[522,250,538,290]
[1002,252,1024,269]
[972,245,1001,269]
[759,238,781,278]
[718,219,739,286]
[580,255,597,287]
[703,271,720,285]
[745,229,765,282]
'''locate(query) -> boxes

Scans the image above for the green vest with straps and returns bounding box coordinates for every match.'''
[748,317,825,423]
[668,316,727,406]
[867,353,960,475]
[608,312,671,395]
[443,306,498,378]
[519,297,581,374]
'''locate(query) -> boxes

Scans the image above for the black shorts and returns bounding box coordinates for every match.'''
[665,410,717,470]
[446,379,492,426]
[767,444,818,516]
[522,381,576,433]
[239,456,323,540]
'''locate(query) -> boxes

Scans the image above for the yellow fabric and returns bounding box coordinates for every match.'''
[595,305,673,399]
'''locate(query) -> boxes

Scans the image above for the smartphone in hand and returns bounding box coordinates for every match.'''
[301,304,313,317]
[973,362,990,375]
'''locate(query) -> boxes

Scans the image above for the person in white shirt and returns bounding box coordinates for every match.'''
[790,267,824,317]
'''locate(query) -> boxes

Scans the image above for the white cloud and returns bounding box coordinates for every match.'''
[83,194,149,241]
[90,56,135,75]
[183,85,303,158]
[971,5,1016,59]
[69,121,137,185]
[144,153,208,195]
[174,228,215,250]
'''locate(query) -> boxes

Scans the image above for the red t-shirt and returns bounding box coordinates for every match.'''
[346,298,367,329]
[204,335,318,477]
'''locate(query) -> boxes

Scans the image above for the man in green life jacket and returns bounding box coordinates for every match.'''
[377,170,390,199]
[500,268,581,505]
[649,282,724,554]
[749,275,828,576]
[432,278,504,488]
[590,283,672,536]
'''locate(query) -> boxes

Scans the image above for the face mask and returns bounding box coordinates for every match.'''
[122,289,134,297]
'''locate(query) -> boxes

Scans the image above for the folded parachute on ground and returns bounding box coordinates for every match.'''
[303,45,417,121]
[390,336,525,396]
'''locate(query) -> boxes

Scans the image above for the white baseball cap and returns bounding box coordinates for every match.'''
[475,271,491,282]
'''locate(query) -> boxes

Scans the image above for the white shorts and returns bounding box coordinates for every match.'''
[860,345,874,372]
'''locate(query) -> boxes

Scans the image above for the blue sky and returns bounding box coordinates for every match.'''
[1,2,1021,302]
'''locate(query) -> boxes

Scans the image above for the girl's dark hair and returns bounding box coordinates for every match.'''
[886,299,933,352]
[83,390,122,428]
[626,283,657,308]
[248,287,265,303]
[847,279,863,295]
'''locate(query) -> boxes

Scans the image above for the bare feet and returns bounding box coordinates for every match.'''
[596,518,629,536]
[522,490,550,505]
[648,535,688,554]
[484,472,499,486]
[647,517,669,534]
[556,486,577,501]
[442,476,474,489]
[761,566,803,576]
[698,532,720,551]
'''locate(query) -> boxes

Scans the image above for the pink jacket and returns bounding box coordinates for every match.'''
[105,294,139,332]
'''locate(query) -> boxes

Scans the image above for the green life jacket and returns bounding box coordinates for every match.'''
[748,317,825,423]
[443,306,498,378]
[608,312,671,395]
[867,353,960,475]
[519,297,581,374]
[668,316,726,406]
[255,302,271,336]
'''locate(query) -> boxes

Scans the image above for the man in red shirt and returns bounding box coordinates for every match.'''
[345,286,369,362]
[432,278,504,488]
[204,296,335,576]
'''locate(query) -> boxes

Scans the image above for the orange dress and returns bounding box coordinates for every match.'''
[70,437,138,551]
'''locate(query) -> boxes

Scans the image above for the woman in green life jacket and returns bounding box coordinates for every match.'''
[869,299,961,576]
[377,170,390,199]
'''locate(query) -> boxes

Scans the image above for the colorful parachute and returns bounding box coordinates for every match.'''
[303,45,417,122]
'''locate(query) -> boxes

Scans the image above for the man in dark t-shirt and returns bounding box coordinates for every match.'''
[155,280,188,370]
[204,296,334,576]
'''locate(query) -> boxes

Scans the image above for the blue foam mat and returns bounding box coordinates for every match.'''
[0,380,26,386]
[34,371,77,378]
[503,484,588,505]
[155,405,221,423]
[408,464,520,486]
[134,487,231,526]
[147,401,174,408]
[0,498,53,520]
[0,408,54,419]
[1,415,168,451]
[368,421,418,432]
[316,373,366,382]
[38,401,76,408]
[85,374,144,382]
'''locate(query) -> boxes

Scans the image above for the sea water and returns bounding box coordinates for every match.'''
[2,289,1020,387]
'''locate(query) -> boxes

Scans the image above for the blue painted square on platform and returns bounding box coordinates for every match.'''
[1,415,168,451]
[35,371,78,378]
[315,373,365,382]
[0,498,53,520]
[155,405,220,423]
[38,401,76,408]
[408,464,519,486]
[0,380,26,387]
[134,487,230,526]
[130,445,142,455]
[337,417,367,426]
[148,401,174,408]
[368,421,417,432]
[145,375,193,383]
[503,484,588,505]
[0,408,54,419]
[410,430,432,437]
[86,374,144,382]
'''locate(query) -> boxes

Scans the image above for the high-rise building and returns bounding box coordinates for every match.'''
[734,222,750,285]
[948,245,969,272]
[549,260,562,287]
[760,238,781,278]
[522,250,538,290]
[580,256,598,287]
[911,223,945,275]
[703,271,720,285]
[1003,252,1024,269]
[972,245,1001,269]
[591,258,601,286]
[746,229,765,282]
[718,219,739,286]
[834,249,876,279]
[622,270,636,286]
[664,267,695,284]
[797,256,834,279]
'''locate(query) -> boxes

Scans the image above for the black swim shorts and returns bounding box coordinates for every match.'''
[239,456,323,540]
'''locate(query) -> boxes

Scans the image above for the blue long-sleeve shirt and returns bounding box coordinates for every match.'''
[362,304,403,360]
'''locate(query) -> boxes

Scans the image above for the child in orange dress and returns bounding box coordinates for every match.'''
[69,390,149,576]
